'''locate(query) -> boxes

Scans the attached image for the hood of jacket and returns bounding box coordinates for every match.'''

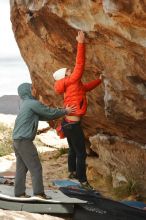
[18,83,33,100]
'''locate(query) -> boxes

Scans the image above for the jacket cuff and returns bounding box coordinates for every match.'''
[78,42,85,46]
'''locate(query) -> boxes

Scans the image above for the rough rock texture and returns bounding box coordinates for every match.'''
[87,134,146,190]
[10,0,146,192]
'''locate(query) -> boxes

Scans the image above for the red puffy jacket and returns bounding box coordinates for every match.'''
[54,43,101,116]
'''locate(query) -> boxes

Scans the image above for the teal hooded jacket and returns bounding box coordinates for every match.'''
[13,83,66,141]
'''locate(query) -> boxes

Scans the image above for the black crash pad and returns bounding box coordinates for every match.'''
[59,187,146,220]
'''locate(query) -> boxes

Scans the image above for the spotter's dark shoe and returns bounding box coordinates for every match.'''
[16,193,31,198]
[34,193,52,200]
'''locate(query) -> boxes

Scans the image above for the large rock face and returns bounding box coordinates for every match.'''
[10,0,146,192]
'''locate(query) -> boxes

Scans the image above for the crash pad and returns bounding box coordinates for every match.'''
[52,179,81,188]
[0,185,86,214]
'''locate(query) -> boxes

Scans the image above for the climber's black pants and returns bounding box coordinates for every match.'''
[62,120,87,182]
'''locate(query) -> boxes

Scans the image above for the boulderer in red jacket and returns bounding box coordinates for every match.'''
[53,31,103,188]
[53,36,102,117]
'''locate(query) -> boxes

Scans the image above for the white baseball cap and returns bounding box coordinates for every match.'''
[53,68,67,80]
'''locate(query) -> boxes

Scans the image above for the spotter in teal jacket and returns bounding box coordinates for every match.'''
[13,83,66,141]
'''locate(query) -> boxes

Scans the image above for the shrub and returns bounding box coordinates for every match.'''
[0,123,13,156]
[113,179,141,199]
[54,147,68,159]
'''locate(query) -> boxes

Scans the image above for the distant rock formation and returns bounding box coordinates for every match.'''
[0,95,20,114]
[10,0,146,193]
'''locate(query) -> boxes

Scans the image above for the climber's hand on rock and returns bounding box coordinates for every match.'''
[99,73,105,80]
[76,31,85,43]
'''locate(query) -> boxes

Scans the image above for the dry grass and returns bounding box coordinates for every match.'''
[53,147,68,159]
[113,179,142,200]
[0,123,13,156]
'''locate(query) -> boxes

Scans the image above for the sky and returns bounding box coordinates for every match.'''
[0,0,20,58]
[0,0,31,96]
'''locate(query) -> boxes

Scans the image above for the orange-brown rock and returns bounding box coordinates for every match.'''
[10,0,146,192]
[88,134,146,191]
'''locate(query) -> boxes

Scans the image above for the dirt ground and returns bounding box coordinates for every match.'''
[0,115,129,199]
[0,144,110,200]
